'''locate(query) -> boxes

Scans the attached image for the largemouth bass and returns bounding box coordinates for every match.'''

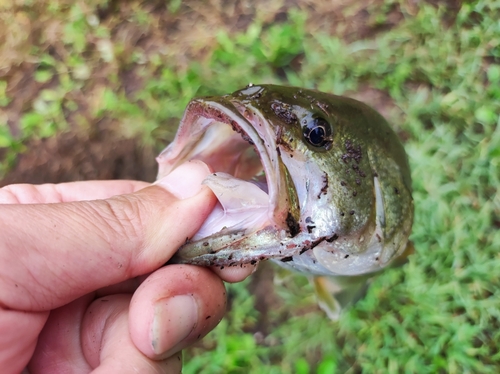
[158,84,414,319]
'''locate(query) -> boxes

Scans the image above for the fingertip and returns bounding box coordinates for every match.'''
[129,265,227,360]
[154,160,213,200]
[210,263,259,283]
[80,295,183,373]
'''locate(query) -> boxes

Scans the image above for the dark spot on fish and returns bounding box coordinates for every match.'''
[281,256,293,262]
[286,212,300,237]
[305,216,314,224]
[355,179,361,185]
[271,101,298,124]
[352,191,357,197]
[228,254,233,260]
[228,120,254,145]
[237,131,254,144]
[341,139,363,164]
[317,172,329,199]
[326,234,339,242]
[306,225,316,233]
[259,256,266,261]
[276,147,281,156]
[206,315,211,320]
[275,126,294,152]
[359,171,366,178]
[376,234,382,243]
[220,266,224,269]
[350,210,355,215]
[375,257,379,261]
[310,238,324,249]
[340,212,345,216]
[203,241,209,246]
[344,254,350,259]
[275,125,283,140]
[250,260,257,265]
[315,100,329,114]
[394,187,400,195]
[341,181,347,186]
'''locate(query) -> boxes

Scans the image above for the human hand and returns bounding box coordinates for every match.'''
[0,160,255,374]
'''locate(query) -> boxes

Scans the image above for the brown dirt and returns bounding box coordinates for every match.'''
[0,129,157,186]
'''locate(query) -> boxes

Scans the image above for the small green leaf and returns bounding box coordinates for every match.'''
[317,357,337,374]
[475,106,498,125]
[34,70,53,83]
[0,126,13,148]
[487,65,500,83]
[294,358,310,374]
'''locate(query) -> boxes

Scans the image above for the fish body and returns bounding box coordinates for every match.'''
[157,85,413,317]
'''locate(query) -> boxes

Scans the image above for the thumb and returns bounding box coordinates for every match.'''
[0,161,216,312]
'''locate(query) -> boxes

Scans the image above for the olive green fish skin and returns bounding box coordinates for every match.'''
[165,85,413,277]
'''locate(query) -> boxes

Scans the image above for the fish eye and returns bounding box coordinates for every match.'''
[303,117,332,148]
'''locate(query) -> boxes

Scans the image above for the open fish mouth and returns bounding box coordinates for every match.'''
[157,94,294,248]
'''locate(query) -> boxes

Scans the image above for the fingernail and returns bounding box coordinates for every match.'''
[151,295,198,356]
[155,160,211,199]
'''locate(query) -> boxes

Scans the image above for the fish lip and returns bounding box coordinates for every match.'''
[157,95,289,230]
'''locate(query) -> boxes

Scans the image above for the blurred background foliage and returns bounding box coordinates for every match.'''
[0,0,499,373]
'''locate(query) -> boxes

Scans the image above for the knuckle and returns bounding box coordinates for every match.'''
[98,196,147,244]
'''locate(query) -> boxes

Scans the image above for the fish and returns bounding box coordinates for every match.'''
[157,84,414,319]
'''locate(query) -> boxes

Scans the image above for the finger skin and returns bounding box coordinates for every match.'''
[0,164,217,311]
[211,263,258,283]
[28,296,94,374]
[0,161,254,373]
[85,295,183,374]
[129,265,227,360]
[0,308,48,374]
[30,294,182,374]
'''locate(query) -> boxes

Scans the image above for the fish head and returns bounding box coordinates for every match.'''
[158,85,413,276]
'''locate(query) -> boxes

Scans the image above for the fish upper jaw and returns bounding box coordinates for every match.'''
[156,97,298,240]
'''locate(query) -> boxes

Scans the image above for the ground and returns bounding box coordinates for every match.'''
[0,0,499,373]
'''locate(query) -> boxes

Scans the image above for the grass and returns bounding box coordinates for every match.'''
[1,0,499,372]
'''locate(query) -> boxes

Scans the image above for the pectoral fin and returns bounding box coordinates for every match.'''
[391,241,415,268]
[313,274,372,321]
